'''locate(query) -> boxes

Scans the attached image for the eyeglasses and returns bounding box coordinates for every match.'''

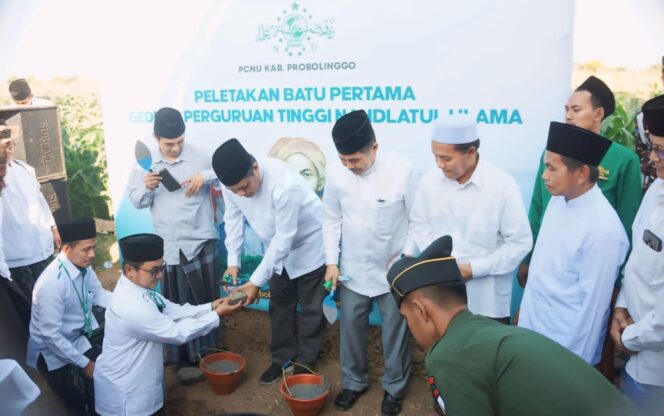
[138,262,166,277]
[646,141,664,160]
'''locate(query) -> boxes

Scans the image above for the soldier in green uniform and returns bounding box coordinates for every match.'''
[388,236,636,416]
[519,76,642,286]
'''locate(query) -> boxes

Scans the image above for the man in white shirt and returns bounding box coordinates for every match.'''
[212,138,327,385]
[0,119,60,331]
[127,107,221,365]
[405,116,532,323]
[27,219,111,415]
[610,95,664,415]
[323,110,416,415]
[8,78,54,106]
[518,122,629,365]
[94,233,241,416]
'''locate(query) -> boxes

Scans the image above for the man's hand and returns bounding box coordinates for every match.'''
[223,266,240,285]
[214,295,244,317]
[459,263,473,281]
[324,264,340,291]
[52,226,62,252]
[83,360,95,379]
[237,281,260,305]
[182,172,205,197]
[212,298,223,309]
[517,263,529,288]
[610,307,637,355]
[144,171,162,191]
[513,308,520,326]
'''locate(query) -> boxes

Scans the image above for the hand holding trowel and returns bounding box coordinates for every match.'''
[322,273,351,324]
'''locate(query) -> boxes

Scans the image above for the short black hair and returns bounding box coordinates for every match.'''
[574,86,605,115]
[560,155,600,183]
[453,139,480,152]
[122,260,143,273]
[408,281,467,309]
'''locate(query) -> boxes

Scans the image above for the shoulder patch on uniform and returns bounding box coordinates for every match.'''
[427,375,447,415]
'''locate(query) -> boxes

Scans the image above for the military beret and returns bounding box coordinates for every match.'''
[386,235,462,306]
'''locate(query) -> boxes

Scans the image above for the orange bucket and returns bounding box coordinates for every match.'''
[280,373,329,416]
[199,351,246,395]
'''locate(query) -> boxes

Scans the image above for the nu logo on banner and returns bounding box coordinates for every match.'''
[257,2,335,56]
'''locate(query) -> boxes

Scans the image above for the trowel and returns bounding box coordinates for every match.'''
[322,275,351,324]
[134,140,152,171]
[322,290,337,324]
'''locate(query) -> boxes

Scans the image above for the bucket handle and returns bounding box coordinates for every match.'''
[197,346,231,371]
[282,362,331,397]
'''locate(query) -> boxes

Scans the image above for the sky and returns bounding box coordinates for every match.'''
[0,0,662,80]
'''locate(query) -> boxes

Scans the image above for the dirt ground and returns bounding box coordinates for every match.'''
[97,268,434,416]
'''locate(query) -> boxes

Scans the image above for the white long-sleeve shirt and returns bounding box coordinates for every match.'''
[405,158,532,317]
[519,185,629,365]
[323,150,418,297]
[223,157,325,287]
[94,275,219,416]
[1,160,55,268]
[616,178,664,387]
[127,144,219,265]
[27,253,112,371]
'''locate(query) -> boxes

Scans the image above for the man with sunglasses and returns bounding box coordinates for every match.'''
[27,219,112,415]
[610,94,664,415]
[127,107,221,365]
[94,233,243,416]
[0,119,61,331]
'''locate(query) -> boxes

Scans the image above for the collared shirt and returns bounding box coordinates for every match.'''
[405,158,532,318]
[1,160,55,268]
[127,143,219,265]
[616,178,664,386]
[27,253,112,371]
[223,157,325,287]
[0,199,10,280]
[519,185,629,365]
[323,150,418,297]
[94,275,219,416]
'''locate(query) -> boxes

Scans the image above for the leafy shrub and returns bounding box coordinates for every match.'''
[56,94,112,219]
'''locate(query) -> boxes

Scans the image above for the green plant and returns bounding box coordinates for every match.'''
[56,94,112,219]
[602,86,663,149]
[601,93,640,149]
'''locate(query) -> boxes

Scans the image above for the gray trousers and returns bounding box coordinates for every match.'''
[269,265,327,366]
[339,284,411,397]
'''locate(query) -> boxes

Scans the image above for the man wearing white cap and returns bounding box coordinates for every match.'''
[404,116,532,323]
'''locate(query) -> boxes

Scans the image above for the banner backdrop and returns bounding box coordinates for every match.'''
[100,0,575,320]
